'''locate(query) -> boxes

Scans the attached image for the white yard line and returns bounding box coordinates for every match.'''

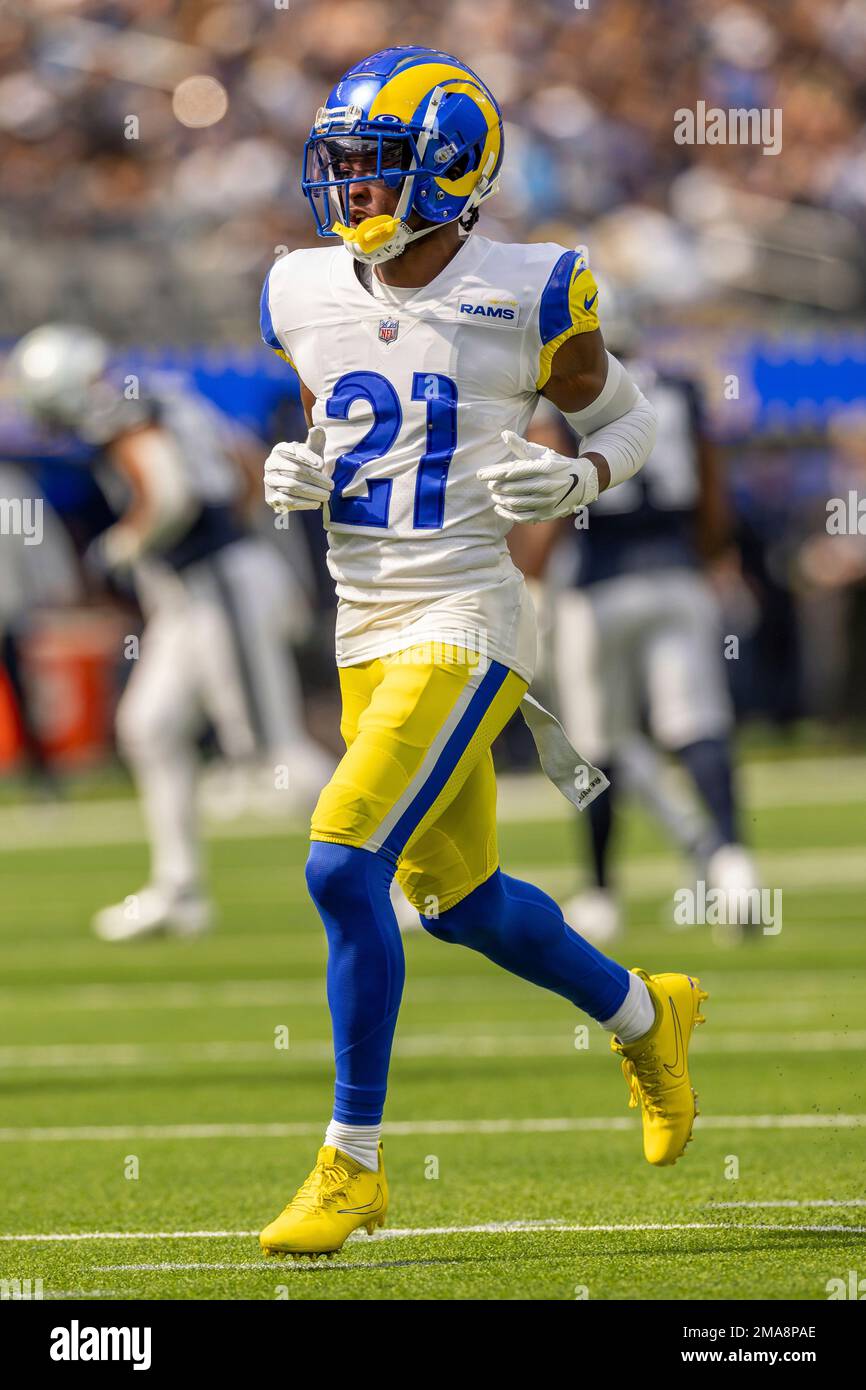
[1,1028,865,1073]
[707,1199,866,1208]
[1,1113,865,1146]
[3,1219,865,1248]
[0,976,521,1013]
[0,802,306,851]
[2,799,865,908]
[0,981,858,1018]
[2,755,866,852]
[517,846,866,899]
[94,1262,411,1272]
[0,1230,259,1242]
[693,1030,866,1052]
[3,837,864,903]
[498,759,866,819]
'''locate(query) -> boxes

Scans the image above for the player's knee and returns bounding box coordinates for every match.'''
[420,871,504,948]
[115,697,178,762]
[419,912,462,945]
[305,840,359,917]
[305,840,390,923]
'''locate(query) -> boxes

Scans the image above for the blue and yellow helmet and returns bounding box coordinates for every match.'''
[302,45,504,264]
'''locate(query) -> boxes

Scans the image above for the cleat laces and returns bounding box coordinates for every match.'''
[618,1047,667,1118]
[286,1160,351,1215]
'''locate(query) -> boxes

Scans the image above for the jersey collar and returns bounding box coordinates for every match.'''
[332,233,491,317]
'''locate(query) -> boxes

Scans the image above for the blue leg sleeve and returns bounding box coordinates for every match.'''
[305,841,405,1125]
[422,868,629,1021]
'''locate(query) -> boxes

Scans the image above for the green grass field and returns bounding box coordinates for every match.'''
[1,751,865,1301]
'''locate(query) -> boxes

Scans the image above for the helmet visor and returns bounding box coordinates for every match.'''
[302,131,416,233]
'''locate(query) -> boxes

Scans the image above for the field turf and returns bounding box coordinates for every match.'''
[1,751,864,1300]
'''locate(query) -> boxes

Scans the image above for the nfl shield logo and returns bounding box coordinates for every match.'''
[378,317,399,344]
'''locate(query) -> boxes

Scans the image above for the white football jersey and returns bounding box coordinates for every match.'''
[261,233,600,679]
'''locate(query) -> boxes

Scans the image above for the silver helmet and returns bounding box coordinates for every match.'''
[594,276,641,357]
[7,324,121,442]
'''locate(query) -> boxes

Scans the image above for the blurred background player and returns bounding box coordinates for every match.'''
[8,323,334,941]
[516,282,758,943]
[0,460,83,796]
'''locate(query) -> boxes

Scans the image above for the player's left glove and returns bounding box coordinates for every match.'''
[478,430,600,523]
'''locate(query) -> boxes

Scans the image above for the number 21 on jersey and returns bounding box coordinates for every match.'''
[325,370,457,530]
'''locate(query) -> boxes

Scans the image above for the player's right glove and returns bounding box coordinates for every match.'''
[264,425,333,513]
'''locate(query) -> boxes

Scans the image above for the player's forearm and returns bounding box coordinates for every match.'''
[555,353,657,492]
[300,381,316,429]
[581,453,610,492]
[507,517,566,577]
[100,500,197,567]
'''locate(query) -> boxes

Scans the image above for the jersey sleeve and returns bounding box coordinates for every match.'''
[534,249,600,391]
[259,259,296,369]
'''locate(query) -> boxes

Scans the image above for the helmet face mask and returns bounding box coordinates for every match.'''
[303,127,416,234]
[300,47,503,264]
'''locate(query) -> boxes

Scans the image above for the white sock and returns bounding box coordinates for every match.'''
[324,1120,381,1172]
[600,972,656,1043]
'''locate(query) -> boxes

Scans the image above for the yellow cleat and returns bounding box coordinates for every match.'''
[259,1143,387,1258]
[611,969,709,1167]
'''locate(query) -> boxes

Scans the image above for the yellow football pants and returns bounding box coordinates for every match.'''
[310,646,528,913]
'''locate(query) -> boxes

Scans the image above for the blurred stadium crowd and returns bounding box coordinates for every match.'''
[1,0,865,782]
[1,0,865,338]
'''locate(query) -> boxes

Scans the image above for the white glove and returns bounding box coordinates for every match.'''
[477,429,600,523]
[264,426,333,513]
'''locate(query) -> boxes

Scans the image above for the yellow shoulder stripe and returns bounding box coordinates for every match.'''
[536,256,600,391]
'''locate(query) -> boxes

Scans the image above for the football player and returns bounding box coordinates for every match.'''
[518,283,758,944]
[0,461,83,795]
[257,47,708,1260]
[9,324,334,940]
